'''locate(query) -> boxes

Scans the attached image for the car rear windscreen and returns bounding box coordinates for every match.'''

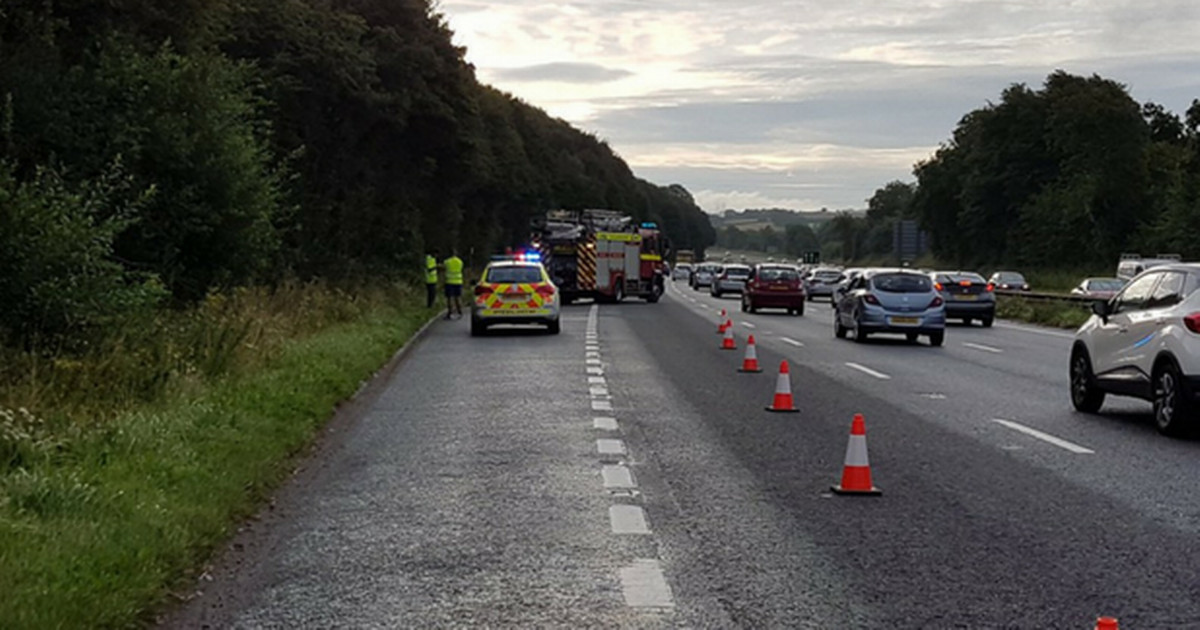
[873,273,932,293]
[760,269,798,282]
[487,266,543,283]
[814,270,841,280]
[937,273,986,283]
[725,268,750,277]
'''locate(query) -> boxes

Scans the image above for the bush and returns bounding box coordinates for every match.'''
[0,161,166,350]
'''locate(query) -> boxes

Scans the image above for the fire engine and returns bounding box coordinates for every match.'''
[529,209,668,303]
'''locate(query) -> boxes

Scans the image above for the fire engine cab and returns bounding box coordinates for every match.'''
[530,209,667,304]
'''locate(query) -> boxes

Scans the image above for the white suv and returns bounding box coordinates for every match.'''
[1070,264,1200,436]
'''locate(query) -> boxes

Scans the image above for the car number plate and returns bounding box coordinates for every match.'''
[956,294,977,300]
[889,316,919,325]
[770,286,790,291]
[501,293,530,301]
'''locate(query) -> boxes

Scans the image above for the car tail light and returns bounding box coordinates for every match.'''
[1184,313,1200,334]
[863,294,880,305]
[929,296,944,308]
[535,284,556,298]
[986,283,995,292]
[958,280,972,287]
[934,282,944,291]
[474,284,494,297]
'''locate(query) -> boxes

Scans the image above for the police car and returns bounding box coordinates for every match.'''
[471,254,561,336]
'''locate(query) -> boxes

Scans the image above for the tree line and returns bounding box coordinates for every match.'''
[720,71,1200,270]
[0,0,716,348]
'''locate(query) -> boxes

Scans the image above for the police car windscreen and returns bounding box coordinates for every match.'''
[487,266,542,284]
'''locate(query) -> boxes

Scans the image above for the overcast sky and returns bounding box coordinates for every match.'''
[438,1,1200,213]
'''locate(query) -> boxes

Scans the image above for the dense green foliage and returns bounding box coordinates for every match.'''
[0,0,714,346]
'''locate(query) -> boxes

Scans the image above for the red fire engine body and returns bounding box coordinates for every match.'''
[530,209,667,303]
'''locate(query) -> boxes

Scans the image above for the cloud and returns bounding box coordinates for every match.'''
[491,62,633,84]
[439,0,1200,212]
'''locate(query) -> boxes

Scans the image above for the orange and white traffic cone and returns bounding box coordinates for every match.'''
[764,360,799,412]
[738,335,762,372]
[720,324,737,350]
[1095,617,1119,630]
[831,413,881,495]
[716,309,727,333]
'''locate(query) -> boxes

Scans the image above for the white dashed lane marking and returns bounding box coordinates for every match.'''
[592,400,614,411]
[609,505,650,535]
[963,342,1003,354]
[781,337,804,347]
[587,366,604,376]
[992,419,1095,454]
[620,560,675,609]
[602,465,636,489]
[593,417,619,431]
[588,376,606,385]
[741,322,756,329]
[845,362,892,380]
[597,439,627,456]
[590,386,610,398]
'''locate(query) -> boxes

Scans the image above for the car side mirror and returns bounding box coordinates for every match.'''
[1091,299,1110,321]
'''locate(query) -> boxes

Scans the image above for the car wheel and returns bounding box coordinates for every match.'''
[470,319,486,337]
[963,318,973,326]
[741,297,749,313]
[928,331,944,347]
[795,302,804,317]
[853,315,868,343]
[1070,347,1105,413]
[547,319,561,335]
[906,332,919,343]
[614,283,625,303]
[1153,359,1193,436]
[834,313,847,339]
[713,289,721,298]
[982,316,994,328]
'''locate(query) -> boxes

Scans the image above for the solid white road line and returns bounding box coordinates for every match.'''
[845,362,892,380]
[992,419,1095,454]
[597,439,627,456]
[781,337,805,347]
[741,322,756,329]
[609,505,650,535]
[963,342,1003,354]
[593,417,619,431]
[620,559,675,608]
[592,400,614,411]
[994,321,1074,339]
[602,465,635,489]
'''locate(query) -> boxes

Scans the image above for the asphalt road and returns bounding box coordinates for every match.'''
[166,284,1200,628]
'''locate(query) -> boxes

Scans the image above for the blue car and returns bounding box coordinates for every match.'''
[834,269,946,346]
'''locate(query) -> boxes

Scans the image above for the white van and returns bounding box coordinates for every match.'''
[1117,253,1181,281]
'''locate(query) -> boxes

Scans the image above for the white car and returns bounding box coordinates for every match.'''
[672,263,693,282]
[1070,263,1200,435]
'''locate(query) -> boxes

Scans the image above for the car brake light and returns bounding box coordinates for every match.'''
[959,280,972,287]
[986,283,994,292]
[474,285,494,297]
[934,282,944,291]
[1184,313,1200,334]
[929,296,944,308]
[863,294,880,305]
[535,285,556,297]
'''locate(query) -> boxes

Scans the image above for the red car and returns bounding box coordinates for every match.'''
[742,264,806,315]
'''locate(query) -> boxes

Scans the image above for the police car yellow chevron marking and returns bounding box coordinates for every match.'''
[478,282,551,315]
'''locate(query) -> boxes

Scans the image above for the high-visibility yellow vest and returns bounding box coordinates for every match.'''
[425,255,438,284]
[444,256,464,285]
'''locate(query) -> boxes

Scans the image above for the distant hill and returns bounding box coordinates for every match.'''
[710,208,862,232]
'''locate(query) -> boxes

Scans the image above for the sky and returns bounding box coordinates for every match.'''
[437,1,1200,213]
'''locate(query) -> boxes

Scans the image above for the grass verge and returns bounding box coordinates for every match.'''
[996,295,1093,329]
[0,284,434,629]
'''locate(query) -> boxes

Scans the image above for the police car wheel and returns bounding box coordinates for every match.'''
[470,319,486,336]
[547,319,561,335]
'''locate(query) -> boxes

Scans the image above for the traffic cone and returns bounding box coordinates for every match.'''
[831,413,881,495]
[1095,617,1119,630]
[764,360,799,412]
[716,309,727,333]
[720,325,737,350]
[738,335,762,372]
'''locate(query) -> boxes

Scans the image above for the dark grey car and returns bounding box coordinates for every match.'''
[931,271,996,327]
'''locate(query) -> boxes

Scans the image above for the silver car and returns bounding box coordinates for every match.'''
[834,269,946,346]
[691,263,723,290]
[711,264,752,297]
[806,267,844,301]
[672,263,693,282]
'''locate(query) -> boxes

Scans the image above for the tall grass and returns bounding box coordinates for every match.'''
[0,281,437,628]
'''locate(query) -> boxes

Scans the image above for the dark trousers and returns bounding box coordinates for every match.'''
[426,283,437,308]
